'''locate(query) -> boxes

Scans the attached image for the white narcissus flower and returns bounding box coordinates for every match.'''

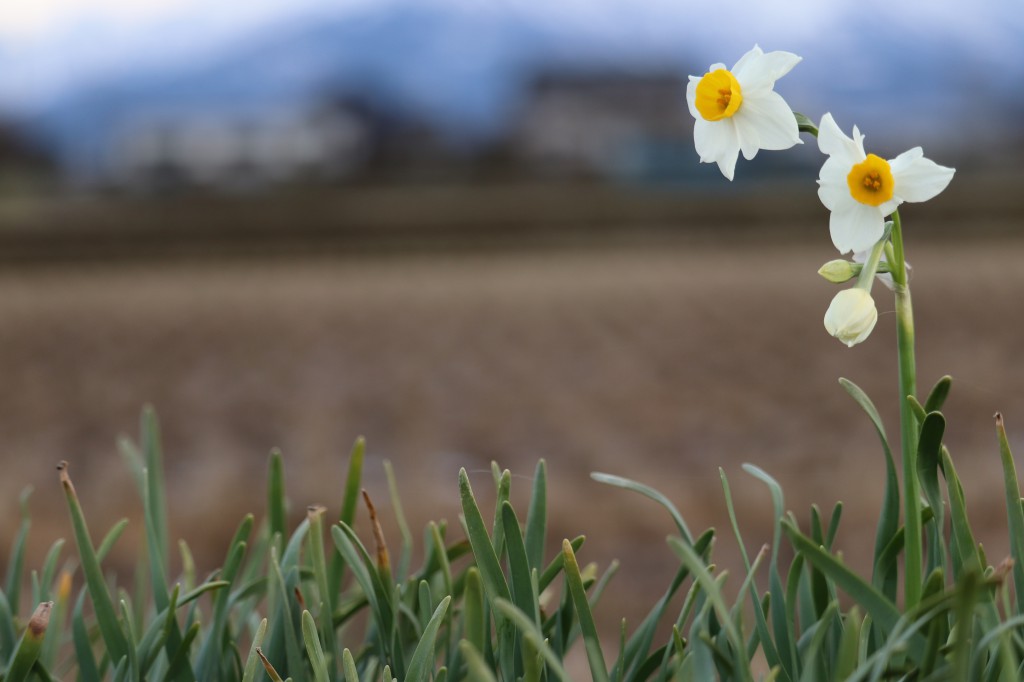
[686,45,802,180]
[824,288,878,347]
[817,113,955,255]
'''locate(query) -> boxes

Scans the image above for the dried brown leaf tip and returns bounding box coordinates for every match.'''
[29,601,54,638]
[362,489,390,574]
[996,412,1005,428]
[992,556,1015,585]
[256,647,284,682]
[57,460,75,492]
[307,504,327,520]
[294,586,307,611]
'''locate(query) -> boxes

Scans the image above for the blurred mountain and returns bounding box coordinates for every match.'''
[3,1,1022,183]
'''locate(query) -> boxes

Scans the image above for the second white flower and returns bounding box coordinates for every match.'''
[817,113,955,255]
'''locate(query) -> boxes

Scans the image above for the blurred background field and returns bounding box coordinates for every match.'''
[1,0,1023,632]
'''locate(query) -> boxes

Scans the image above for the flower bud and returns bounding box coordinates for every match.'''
[824,288,878,347]
[818,259,858,283]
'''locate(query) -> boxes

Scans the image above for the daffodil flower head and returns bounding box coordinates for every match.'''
[817,113,955,255]
[824,288,878,348]
[686,45,803,180]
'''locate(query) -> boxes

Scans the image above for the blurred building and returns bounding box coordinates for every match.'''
[511,71,691,180]
[105,102,371,192]
[0,118,54,188]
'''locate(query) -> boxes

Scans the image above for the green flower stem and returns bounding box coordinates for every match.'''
[855,236,887,291]
[794,112,819,138]
[890,209,922,607]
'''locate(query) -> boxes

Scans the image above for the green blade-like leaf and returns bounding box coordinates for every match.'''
[501,502,539,626]
[743,464,797,680]
[5,487,32,615]
[96,518,130,563]
[916,412,947,577]
[141,406,169,576]
[906,395,927,425]
[492,599,570,682]
[267,544,306,682]
[57,463,130,664]
[839,378,900,597]
[383,461,414,582]
[619,530,713,682]
[721,469,787,681]
[71,589,100,682]
[241,619,269,682]
[923,375,953,413]
[563,539,610,682]
[328,437,365,603]
[36,539,64,605]
[490,469,511,562]
[458,469,512,603]
[341,648,358,682]
[301,610,330,682]
[668,538,753,682]
[795,601,838,682]
[4,601,52,682]
[462,567,486,657]
[161,621,200,682]
[996,413,1024,613]
[331,523,393,654]
[135,584,179,676]
[0,591,15,661]
[781,519,926,661]
[833,607,862,680]
[305,505,338,680]
[538,536,585,593]
[941,447,981,579]
[458,640,499,682]
[196,514,252,680]
[406,596,451,682]
[427,521,454,607]
[949,570,980,681]
[459,468,514,680]
[267,449,287,550]
[119,599,140,681]
[591,472,693,544]
[524,460,547,573]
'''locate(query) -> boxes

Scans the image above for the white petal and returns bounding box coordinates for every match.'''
[830,202,885,254]
[685,77,700,120]
[729,45,763,76]
[734,49,802,95]
[736,90,800,151]
[817,156,854,211]
[890,148,956,203]
[732,114,761,160]
[693,119,739,180]
[877,197,903,216]
[817,113,864,167]
[818,180,852,213]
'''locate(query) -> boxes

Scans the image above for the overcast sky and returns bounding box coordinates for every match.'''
[0,0,1020,115]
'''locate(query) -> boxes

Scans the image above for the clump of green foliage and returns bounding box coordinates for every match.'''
[1,396,1023,680]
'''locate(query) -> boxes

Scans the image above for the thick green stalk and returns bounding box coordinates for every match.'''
[890,210,922,607]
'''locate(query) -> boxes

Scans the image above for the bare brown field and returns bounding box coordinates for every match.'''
[1,235,1023,630]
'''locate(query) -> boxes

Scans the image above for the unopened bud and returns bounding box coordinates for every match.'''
[824,288,878,348]
[818,259,859,284]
